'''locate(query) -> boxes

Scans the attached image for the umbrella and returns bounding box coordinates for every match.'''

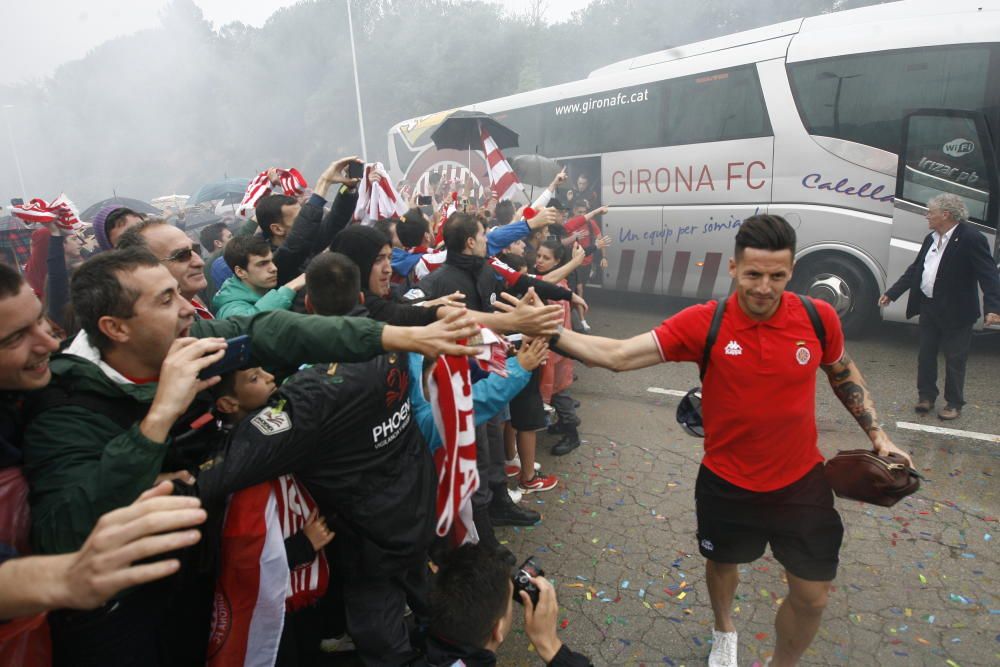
[80,197,159,221]
[151,194,190,211]
[430,110,519,152]
[190,178,250,205]
[511,154,561,188]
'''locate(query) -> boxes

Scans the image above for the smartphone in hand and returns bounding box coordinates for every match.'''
[199,335,252,380]
[347,161,365,180]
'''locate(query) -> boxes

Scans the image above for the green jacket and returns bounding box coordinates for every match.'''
[22,310,385,555]
[212,276,296,319]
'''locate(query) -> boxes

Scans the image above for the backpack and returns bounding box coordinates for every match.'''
[677,294,827,437]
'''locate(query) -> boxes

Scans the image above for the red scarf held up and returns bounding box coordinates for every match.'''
[238,168,307,217]
[11,195,81,230]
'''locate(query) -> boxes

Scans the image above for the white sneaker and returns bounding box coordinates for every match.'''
[580,319,592,333]
[708,629,737,667]
[508,487,523,504]
[320,634,356,653]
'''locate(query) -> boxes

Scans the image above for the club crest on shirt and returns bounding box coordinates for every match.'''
[251,408,292,435]
[795,346,811,365]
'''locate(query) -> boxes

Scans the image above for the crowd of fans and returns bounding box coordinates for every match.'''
[0,157,609,666]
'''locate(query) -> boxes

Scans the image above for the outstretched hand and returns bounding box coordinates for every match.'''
[516,337,550,371]
[495,288,563,335]
[387,307,479,357]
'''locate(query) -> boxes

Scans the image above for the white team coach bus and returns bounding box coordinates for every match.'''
[387,0,999,335]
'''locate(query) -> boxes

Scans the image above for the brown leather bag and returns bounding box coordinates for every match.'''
[823,450,921,507]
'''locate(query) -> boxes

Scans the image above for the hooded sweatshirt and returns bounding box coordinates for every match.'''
[211,276,296,319]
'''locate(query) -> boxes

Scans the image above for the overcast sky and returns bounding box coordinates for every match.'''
[2,0,592,86]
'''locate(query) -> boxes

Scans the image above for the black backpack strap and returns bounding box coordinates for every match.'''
[700,296,728,381]
[796,294,827,354]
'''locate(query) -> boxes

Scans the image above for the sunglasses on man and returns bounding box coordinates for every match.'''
[160,244,201,263]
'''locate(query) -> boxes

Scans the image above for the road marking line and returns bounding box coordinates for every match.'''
[896,421,1000,444]
[647,387,689,398]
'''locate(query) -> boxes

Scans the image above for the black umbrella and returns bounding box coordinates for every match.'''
[430,110,519,151]
[511,154,561,188]
[190,178,250,205]
[80,197,159,221]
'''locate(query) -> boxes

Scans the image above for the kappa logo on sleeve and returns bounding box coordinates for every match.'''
[251,408,292,435]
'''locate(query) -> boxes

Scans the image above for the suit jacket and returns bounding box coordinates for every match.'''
[886,222,1000,326]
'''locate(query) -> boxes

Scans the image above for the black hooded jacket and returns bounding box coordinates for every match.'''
[188,353,434,578]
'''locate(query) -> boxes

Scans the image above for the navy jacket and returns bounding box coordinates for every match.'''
[886,222,1000,326]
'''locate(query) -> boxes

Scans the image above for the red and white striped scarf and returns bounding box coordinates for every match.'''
[480,127,526,204]
[353,163,408,223]
[412,252,521,286]
[413,248,448,282]
[238,168,307,217]
[11,194,81,230]
[427,352,479,545]
[208,475,329,667]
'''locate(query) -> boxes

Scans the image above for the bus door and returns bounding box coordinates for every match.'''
[884,109,998,322]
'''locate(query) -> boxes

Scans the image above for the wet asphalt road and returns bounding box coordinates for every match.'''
[494,289,1000,666]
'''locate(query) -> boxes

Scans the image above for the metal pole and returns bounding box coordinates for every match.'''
[3,106,27,200]
[346,0,368,162]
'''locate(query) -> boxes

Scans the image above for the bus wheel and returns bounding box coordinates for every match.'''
[792,256,877,338]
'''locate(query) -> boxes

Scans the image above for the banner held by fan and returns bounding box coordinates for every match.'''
[237,168,307,217]
[427,350,479,545]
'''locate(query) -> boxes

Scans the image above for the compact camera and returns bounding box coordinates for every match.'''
[512,557,544,606]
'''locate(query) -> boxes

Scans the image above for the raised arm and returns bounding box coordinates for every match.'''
[821,350,913,466]
[540,243,585,284]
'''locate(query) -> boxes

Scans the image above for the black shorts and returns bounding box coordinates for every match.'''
[695,463,844,581]
[508,369,546,431]
[574,263,591,287]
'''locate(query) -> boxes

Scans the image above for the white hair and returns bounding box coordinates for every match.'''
[928,193,968,222]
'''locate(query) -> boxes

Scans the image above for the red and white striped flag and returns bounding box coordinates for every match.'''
[427,352,479,545]
[353,163,408,223]
[481,126,526,204]
[238,168,308,217]
[11,194,81,230]
[207,475,329,667]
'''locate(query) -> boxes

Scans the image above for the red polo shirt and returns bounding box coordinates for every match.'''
[651,292,844,492]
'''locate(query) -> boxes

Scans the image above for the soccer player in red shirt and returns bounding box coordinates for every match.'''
[542,215,912,667]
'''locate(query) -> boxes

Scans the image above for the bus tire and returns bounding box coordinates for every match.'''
[792,255,877,338]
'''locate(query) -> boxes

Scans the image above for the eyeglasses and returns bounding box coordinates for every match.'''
[160,246,197,263]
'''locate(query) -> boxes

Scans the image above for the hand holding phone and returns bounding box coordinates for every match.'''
[198,335,252,380]
[347,161,365,180]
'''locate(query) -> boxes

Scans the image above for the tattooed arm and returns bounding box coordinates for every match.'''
[822,351,914,466]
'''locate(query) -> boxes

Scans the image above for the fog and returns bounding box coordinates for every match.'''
[0,0,891,210]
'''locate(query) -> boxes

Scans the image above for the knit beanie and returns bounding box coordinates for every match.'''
[92,205,124,251]
[330,225,391,288]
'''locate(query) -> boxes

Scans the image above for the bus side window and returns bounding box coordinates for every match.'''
[787,45,991,155]
[663,66,771,146]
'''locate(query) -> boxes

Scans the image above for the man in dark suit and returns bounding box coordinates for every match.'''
[880,193,1000,420]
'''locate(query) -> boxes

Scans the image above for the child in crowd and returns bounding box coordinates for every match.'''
[491,254,561,494]
[533,240,584,456]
